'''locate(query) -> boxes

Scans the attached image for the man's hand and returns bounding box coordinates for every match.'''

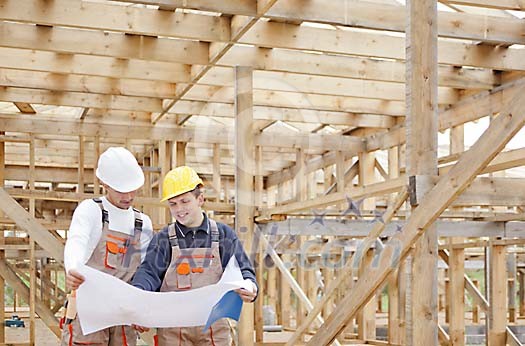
[66,270,85,290]
[132,324,150,333]
[235,279,257,302]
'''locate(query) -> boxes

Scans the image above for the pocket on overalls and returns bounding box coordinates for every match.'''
[105,241,122,269]
[176,262,192,289]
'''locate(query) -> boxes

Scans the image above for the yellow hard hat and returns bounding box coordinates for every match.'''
[161,166,203,202]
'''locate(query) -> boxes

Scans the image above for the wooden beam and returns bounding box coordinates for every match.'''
[0,22,208,65]
[0,47,192,83]
[0,0,230,42]
[113,0,525,45]
[441,0,525,10]
[181,82,459,106]
[305,84,525,345]
[0,113,362,151]
[0,87,162,112]
[170,100,398,127]
[239,20,525,71]
[488,243,507,345]
[220,46,497,89]
[265,0,525,44]
[198,67,458,103]
[0,68,180,99]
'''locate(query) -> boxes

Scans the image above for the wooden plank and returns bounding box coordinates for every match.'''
[199,68,458,102]
[239,20,525,72]
[0,0,230,42]
[184,82,459,106]
[0,22,208,65]
[159,0,255,14]
[29,240,36,345]
[305,84,525,345]
[442,0,525,10]
[488,243,507,345]
[119,0,525,45]
[449,238,465,345]
[220,46,497,89]
[234,66,255,346]
[0,87,163,112]
[170,100,398,127]
[0,68,180,98]
[265,0,525,44]
[0,113,363,151]
[0,47,191,83]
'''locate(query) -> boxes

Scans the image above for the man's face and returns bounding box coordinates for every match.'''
[104,185,137,210]
[167,190,204,227]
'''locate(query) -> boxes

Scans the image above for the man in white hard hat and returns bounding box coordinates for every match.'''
[60,147,154,346]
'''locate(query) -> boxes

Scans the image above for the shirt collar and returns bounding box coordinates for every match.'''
[175,213,209,237]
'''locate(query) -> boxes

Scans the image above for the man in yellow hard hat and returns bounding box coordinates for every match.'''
[60,147,154,346]
[132,166,258,346]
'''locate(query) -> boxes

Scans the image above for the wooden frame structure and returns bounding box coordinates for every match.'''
[0,0,525,345]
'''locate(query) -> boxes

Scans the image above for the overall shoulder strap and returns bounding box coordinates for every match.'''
[167,223,179,247]
[92,198,108,224]
[209,219,219,243]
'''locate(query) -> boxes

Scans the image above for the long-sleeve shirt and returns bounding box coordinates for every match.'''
[64,196,153,272]
[132,214,257,293]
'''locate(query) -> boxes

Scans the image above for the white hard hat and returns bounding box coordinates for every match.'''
[95,147,145,193]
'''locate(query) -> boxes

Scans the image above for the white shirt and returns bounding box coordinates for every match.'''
[64,196,153,272]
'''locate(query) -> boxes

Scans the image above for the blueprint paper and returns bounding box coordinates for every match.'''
[203,290,243,331]
[76,256,250,335]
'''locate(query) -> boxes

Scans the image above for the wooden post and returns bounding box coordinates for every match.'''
[93,136,100,194]
[235,65,255,346]
[358,151,376,340]
[254,145,264,342]
[449,238,465,345]
[357,250,375,340]
[388,267,401,344]
[0,132,4,343]
[295,148,307,333]
[77,135,85,193]
[488,242,507,345]
[444,275,450,324]
[213,143,222,201]
[280,256,291,328]
[142,155,152,218]
[388,145,403,345]
[159,140,172,223]
[406,0,438,345]
[175,142,186,167]
[29,135,36,346]
[519,272,525,317]
[507,252,517,323]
